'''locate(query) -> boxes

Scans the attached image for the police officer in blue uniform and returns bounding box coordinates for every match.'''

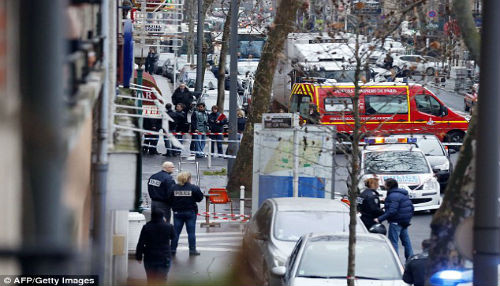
[148,162,176,222]
[169,171,204,256]
[357,178,384,229]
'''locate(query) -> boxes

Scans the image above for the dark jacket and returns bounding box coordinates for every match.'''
[237,117,246,133]
[170,110,188,133]
[136,215,176,262]
[143,118,162,132]
[169,183,204,212]
[172,88,193,108]
[191,110,209,133]
[166,109,177,131]
[378,188,414,225]
[208,111,227,133]
[403,252,428,286]
[358,188,384,219]
[147,171,175,202]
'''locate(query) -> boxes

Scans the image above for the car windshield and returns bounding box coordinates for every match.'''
[416,139,445,156]
[273,211,364,241]
[296,239,401,280]
[364,151,430,173]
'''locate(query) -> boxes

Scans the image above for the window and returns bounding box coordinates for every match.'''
[295,239,402,280]
[364,95,408,115]
[286,237,303,281]
[364,151,430,174]
[415,94,443,116]
[273,211,365,241]
[400,56,412,61]
[324,97,353,113]
[290,95,311,118]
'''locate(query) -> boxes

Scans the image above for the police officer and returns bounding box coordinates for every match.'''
[136,209,176,284]
[148,162,176,222]
[357,178,384,230]
[403,239,431,286]
[169,171,204,256]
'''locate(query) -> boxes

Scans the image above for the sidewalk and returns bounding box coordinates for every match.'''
[128,155,251,285]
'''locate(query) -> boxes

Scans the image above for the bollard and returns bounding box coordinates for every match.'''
[240,185,245,222]
[207,138,212,169]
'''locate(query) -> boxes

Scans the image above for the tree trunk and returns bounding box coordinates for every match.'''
[217,3,236,111]
[346,33,363,286]
[226,0,304,194]
[200,0,215,86]
[201,41,208,89]
[187,0,195,63]
[426,0,480,281]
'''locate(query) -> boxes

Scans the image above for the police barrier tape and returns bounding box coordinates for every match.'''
[142,136,242,143]
[147,132,235,136]
[119,123,464,146]
[115,124,242,142]
[141,143,238,159]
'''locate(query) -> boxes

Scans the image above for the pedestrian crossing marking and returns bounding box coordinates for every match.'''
[179,231,243,238]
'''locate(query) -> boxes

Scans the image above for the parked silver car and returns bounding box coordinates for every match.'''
[272,233,406,286]
[242,197,368,286]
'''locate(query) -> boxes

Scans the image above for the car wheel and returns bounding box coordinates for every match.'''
[445,131,464,151]
[426,67,435,76]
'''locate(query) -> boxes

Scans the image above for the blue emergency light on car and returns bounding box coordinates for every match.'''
[429,269,473,286]
[365,137,418,145]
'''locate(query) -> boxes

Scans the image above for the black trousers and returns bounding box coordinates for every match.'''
[151,201,172,223]
[144,259,170,285]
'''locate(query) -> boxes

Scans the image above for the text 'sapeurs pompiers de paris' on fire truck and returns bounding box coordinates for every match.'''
[289,81,469,143]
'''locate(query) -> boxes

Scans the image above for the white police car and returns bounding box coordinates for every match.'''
[358,137,441,212]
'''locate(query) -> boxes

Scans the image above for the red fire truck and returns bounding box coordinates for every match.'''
[289,82,468,143]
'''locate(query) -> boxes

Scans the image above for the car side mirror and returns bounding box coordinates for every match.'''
[441,107,448,116]
[271,266,287,277]
[432,168,440,174]
[448,148,457,155]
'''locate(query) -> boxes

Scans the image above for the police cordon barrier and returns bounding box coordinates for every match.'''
[141,143,238,159]
[198,186,250,227]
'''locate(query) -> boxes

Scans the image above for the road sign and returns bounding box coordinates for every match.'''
[262,113,299,128]
[428,10,437,18]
